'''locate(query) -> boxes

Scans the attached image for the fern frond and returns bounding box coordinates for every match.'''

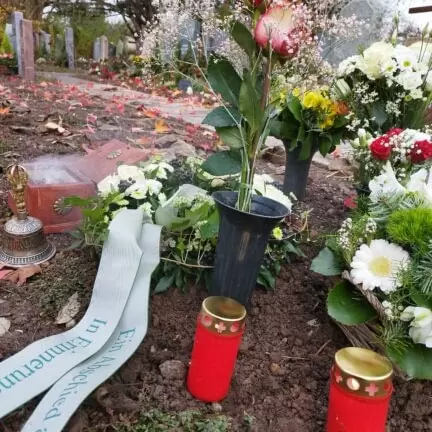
[413,241,432,295]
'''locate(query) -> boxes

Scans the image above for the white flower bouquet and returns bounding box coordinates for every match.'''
[335,38,432,134]
[311,163,432,379]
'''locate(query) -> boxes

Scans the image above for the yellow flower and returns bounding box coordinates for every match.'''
[272,226,283,240]
[320,116,336,129]
[302,91,323,109]
[292,87,301,97]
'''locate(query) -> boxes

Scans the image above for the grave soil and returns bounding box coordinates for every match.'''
[0,76,432,431]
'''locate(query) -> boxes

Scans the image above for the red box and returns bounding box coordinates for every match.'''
[8,164,96,234]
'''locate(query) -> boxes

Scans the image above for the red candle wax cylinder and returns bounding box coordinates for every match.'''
[187,296,246,402]
[327,347,393,432]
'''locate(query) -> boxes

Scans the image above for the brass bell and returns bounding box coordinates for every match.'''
[0,164,56,267]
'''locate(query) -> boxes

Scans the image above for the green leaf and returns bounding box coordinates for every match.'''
[299,133,314,160]
[327,281,377,325]
[154,274,175,293]
[387,344,432,379]
[287,96,303,122]
[202,106,241,128]
[269,120,298,140]
[411,289,432,309]
[207,59,242,107]
[155,206,179,228]
[231,21,257,60]
[372,102,388,128]
[310,247,344,276]
[202,151,242,176]
[258,266,276,290]
[215,126,244,149]
[239,70,262,134]
[200,211,220,239]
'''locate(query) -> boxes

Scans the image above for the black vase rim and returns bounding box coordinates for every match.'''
[212,190,290,220]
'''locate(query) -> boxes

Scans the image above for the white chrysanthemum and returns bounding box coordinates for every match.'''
[394,46,419,71]
[144,162,174,180]
[350,239,410,294]
[97,174,120,196]
[369,162,406,203]
[139,202,153,218]
[400,306,432,347]
[117,165,145,181]
[125,180,148,197]
[146,179,163,195]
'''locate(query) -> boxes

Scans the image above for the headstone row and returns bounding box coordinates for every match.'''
[93,36,137,61]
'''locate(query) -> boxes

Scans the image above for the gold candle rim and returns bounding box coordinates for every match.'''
[202,296,246,322]
[335,347,393,381]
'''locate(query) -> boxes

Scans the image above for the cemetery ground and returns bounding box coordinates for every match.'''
[0,76,432,432]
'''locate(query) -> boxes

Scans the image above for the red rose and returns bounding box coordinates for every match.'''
[386,128,403,138]
[410,140,432,163]
[370,136,392,161]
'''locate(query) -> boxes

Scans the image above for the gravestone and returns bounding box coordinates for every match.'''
[20,20,35,80]
[5,24,15,52]
[125,37,136,55]
[11,11,24,76]
[116,40,124,57]
[93,37,101,61]
[109,42,116,58]
[40,31,51,54]
[100,35,109,60]
[54,34,63,63]
[65,27,75,69]
[33,32,40,55]
[323,0,385,65]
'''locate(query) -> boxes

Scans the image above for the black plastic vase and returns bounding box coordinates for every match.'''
[210,191,290,306]
[283,140,315,201]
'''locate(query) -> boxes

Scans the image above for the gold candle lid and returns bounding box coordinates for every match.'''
[199,296,246,336]
[333,347,393,398]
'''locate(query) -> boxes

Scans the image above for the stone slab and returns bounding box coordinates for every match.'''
[11,12,23,76]
[77,139,149,183]
[65,27,75,69]
[100,35,109,61]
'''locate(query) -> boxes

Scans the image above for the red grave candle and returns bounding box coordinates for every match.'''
[327,347,393,432]
[187,296,246,402]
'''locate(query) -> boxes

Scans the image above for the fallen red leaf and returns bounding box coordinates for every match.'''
[4,265,42,286]
[344,196,357,209]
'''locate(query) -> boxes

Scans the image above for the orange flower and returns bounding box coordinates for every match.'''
[334,101,350,116]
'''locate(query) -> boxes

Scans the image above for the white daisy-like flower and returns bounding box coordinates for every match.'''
[97,174,120,196]
[143,162,174,180]
[117,165,145,182]
[350,239,411,294]
[400,306,432,347]
[146,179,163,195]
[125,180,148,197]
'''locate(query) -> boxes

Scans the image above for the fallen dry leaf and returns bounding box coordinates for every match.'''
[56,292,80,325]
[135,136,152,146]
[4,265,42,286]
[0,318,11,336]
[154,119,170,134]
[0,107,10,115]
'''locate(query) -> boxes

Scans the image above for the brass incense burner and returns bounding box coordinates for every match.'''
[0,165,56,267]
